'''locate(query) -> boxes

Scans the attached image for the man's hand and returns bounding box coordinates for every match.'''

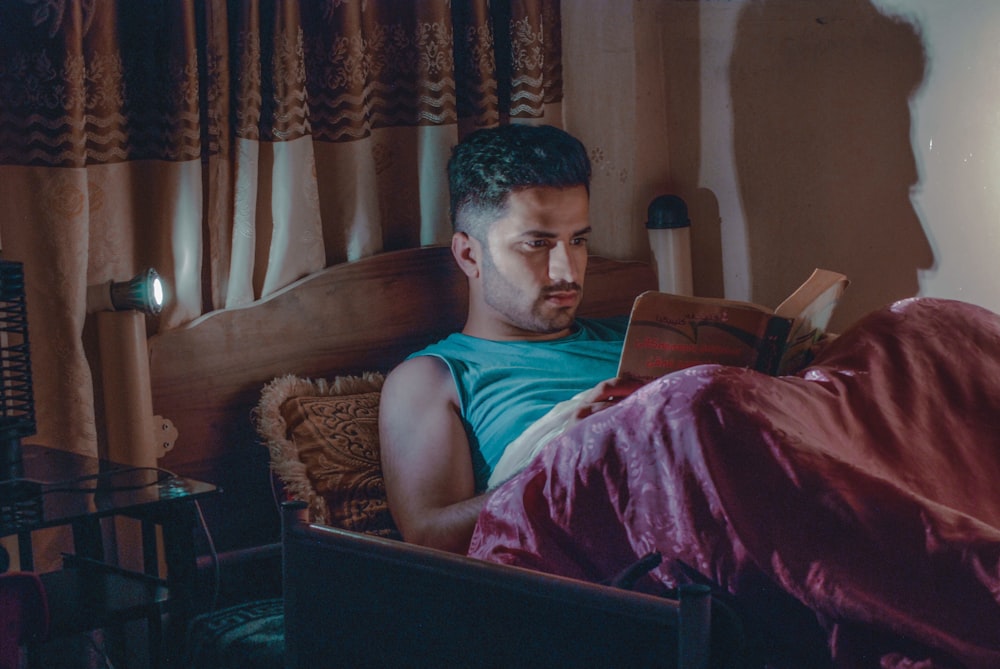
[570,374,647,422]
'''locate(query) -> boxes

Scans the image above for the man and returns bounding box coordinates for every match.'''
[379,124,641,553]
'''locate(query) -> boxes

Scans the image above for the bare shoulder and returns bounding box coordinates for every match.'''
[380,352,476,544]
[379,355,462,457]
[381,354,457,411]
[380,354,480,550]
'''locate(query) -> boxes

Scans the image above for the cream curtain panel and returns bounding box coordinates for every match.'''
[0,0,563,457]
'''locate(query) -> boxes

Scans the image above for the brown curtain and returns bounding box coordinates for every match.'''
[0,0,563,458]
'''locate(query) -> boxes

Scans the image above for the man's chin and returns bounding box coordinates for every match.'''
[535,308,577,333]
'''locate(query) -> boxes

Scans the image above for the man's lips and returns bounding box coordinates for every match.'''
[544,290,580,306]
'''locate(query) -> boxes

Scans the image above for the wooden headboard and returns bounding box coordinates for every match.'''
[148,245,656,552]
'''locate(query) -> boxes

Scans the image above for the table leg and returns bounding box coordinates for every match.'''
[157,500,200,669]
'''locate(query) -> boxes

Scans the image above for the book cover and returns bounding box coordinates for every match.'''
[617,269,848,381]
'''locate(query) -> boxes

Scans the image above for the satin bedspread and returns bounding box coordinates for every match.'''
[468,298,1000,668]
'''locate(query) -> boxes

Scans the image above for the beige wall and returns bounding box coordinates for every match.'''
[563,0,1000,332]
[560,1,672,264]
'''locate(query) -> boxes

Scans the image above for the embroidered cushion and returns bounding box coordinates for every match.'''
[255,373,400,539]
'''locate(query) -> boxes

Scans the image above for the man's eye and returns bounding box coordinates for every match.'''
[571,237,589,246]
[526,240,550,248]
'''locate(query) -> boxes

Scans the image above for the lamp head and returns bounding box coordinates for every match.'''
[108,268,165,315]
[645,194,691,230]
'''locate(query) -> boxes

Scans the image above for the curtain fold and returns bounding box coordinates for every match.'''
[0,0,562,458]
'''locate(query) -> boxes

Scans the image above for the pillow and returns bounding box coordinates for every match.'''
[254,372,401,540]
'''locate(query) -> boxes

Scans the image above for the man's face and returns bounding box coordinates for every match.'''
[478,185,591,338]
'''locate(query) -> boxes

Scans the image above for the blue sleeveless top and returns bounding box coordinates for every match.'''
[410,317,628,491]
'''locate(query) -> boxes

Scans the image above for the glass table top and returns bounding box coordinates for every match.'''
[0,442,218,536]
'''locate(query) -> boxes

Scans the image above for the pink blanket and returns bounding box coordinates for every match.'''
[469,298,1000,668]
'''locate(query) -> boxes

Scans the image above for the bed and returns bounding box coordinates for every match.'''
[147,245,658,555]
[148,246,744,668]
[147,245,1000,668]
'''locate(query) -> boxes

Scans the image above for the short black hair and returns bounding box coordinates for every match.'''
[447,124,591,240]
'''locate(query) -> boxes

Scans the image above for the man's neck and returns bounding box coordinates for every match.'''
[461,318,577,342]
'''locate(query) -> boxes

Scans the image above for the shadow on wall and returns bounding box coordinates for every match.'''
[730,0,933,331]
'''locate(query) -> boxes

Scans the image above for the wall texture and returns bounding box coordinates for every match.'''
[562,0,1000,332]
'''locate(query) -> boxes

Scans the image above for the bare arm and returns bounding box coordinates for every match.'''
[379,355,488,554]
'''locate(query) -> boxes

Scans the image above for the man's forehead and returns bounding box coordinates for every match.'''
[490,199,590,239]
[516,225,593,238]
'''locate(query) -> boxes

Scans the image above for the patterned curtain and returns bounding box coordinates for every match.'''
[0,0,563,457]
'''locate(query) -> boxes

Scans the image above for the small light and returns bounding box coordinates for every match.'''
[645,195,693,296]
[151,275,164,310]
[110,268,164,315]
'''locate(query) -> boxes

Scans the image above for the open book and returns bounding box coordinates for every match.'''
[617,269,849,380]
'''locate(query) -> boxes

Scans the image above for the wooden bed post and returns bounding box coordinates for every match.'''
[97,310,158,469]
[677,583,712,669]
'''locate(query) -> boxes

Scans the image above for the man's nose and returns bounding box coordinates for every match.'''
[548,242,579,284]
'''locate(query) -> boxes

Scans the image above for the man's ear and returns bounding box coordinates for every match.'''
[452,232,481,279]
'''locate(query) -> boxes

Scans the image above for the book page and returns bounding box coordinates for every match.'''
[774,269,849,374]
[617,291,785,381]
[774,268,849,320]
